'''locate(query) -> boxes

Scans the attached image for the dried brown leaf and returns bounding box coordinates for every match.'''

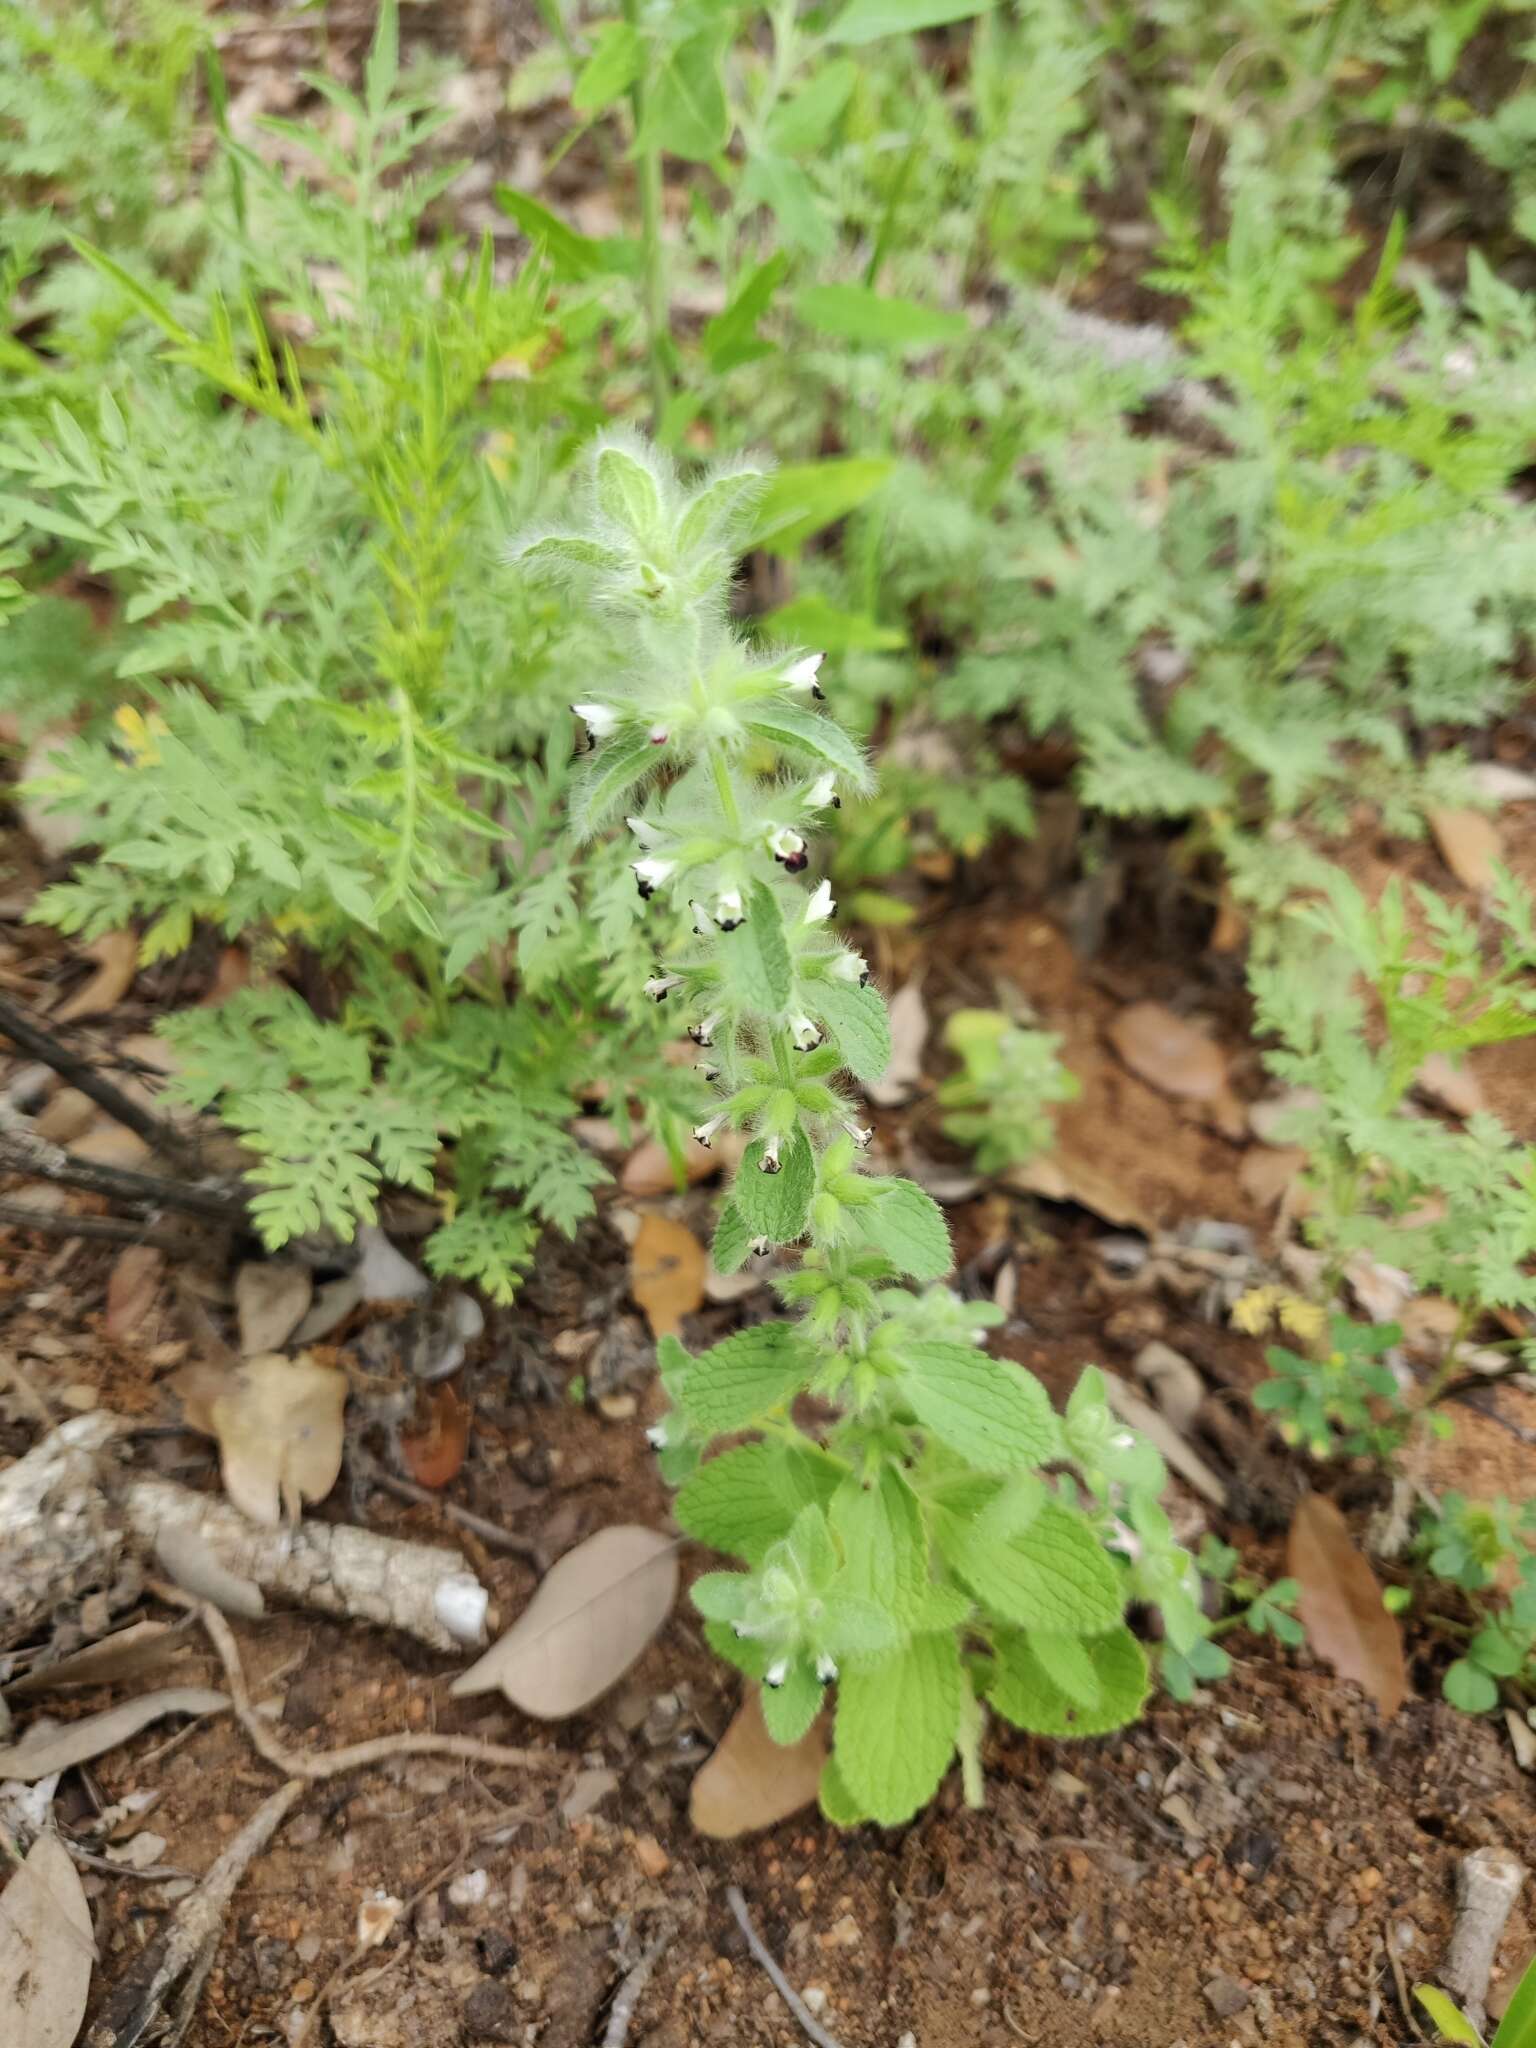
[620,1136,716,1196]
[6,1620,184,1700]
[234,1259,313,1356]
[176,1352,347,1525]
[400,1382,472,1490]
[1108,1000,1228,1102]
[1415,1052,1485,1121]
[450,1525,677,1719]
[630,1213,706,1340]
[0,1688,229,1781]
[0,1832,95,2047]
[1428,806,1501,891]
[1287,1495,1406,1720]
[55,930,137,1024]
[690,1689,828,1838]
[105,1244,163,1343]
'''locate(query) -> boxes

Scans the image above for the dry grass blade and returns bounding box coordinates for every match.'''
[0,1688,229,1782]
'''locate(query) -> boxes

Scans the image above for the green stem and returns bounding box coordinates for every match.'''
[623,0,670,432]
[711,747,741,830]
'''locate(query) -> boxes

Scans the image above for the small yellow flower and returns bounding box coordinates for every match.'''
[1231,1285,1280,1336]
[1277,1295,1328,1345]
[113,703,166,766]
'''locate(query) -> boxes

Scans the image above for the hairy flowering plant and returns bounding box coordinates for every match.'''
[516,435,1215,1826]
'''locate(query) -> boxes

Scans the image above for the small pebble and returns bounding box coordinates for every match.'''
[632,1834,670,1879]
[448,1869,490,1909]
[802,1988,828,2015]
[476,1928,518,1977]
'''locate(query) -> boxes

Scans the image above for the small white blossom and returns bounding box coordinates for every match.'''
[830,950,870,986]
[785,652,825,699]
[643,974,683,1002]
[803,878,835,925]
[688,1013,722,1047]
[759,1134,783,1173]
[764,1658,789,1689]
[789,1014,822,1052]
[625,814,662,846]
[692,1112,728,1148]
[712,887,744,930]
[768,825,807,872]
[807,772,839,811]
[648,723,670,746]
[750,1236,771,1257]
[842,1119,873,1149]
[645,1423,669,1449]
[571,701,618,742]
[632,857,674,900]
[1111,1430,1136,1452]
[815,1654,838,1684]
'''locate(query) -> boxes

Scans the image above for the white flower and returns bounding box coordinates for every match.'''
[789,1014,822,1051]
[689,901,711,936]
[696,1059,721,1082]
[648,723,670,746]
[764,1658,789,1689]
[807,772,839,811]
[1111,1430,1136,1452]
[815,1654,838,1684]
[643,974,682,1002]
[803,878,835,925]
[785,652,825,699]
[750,1235,771,1257]
[645,1423,669,1449]
[625,814,661,846]
[632,857,674,900]
[571,701,618,742]
[842,1119,873,1149]
[712,888,744,930]
[768,825,807,872]
[759,1134,783,1173]
[692,1112,728,1148]
[688,1013,722,1047]
[830,950,870,987]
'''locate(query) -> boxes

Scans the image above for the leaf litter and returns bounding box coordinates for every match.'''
[172,1351,348,1525]
[0,1831,95,2048]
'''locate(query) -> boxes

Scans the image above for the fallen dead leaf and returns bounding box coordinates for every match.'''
[866,979,928,1107]
[55,930,137,1024]
[1428,805,1501,891]
[1287,1494,1406,1721]
[0,1831,95,2048]
[235,1259,313,1356]
[0,1687,229,1781]
[1238,1144,1309,1214]
[1003,1152,1155,1236]
[174,1351,348,1526]
[630,1212,706,1340]
[5,1620,184,1700]
[451,1525,678,1719]
[1108,1001,1231,1111]
[200,946,252,1007]
[32,1088,96,1144]
[620,1135,716,1196]
[690,1689,828,1838]
[104,1243,164,1343]
[400,1381,472,1489]
[1344,1252,1413,1325]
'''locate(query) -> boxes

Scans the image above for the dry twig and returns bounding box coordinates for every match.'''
[0,1196,201,1256]
[0,1119,243,1225]
[726,1886,846,2048]
[169,1592,563,1782]
[357,1454,544,1565]
[604,1926,674,2048]
[1444,1846,1526,2034]
[0,993,208,1173]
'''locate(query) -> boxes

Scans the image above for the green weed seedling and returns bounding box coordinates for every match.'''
[517,433,1222,1825]
[1418,1945,1536,2047]
[937,1008,1079,1175]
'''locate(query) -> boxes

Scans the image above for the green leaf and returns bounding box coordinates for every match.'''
[812,978,891,1082]
[858,1179,952,1280]
[712,1201,752,1275]
[735,880,793,1015]
[944,1501,1122,1635]
[594,438,663,536]
[733,1126,815,1243]
[742,702,873,791]
[1443,1658,1500,1714]
[829,0,999,41]
[493,186,617,281]
[636,31,730,160]
[704,253,787,374]
[987,1624,1149,1737]
[830,1467,927,1628]
[762,592,906,655]
[797,283,969,354]
[899,1342,1061,1473]
[690,1571,751,1623]
[834,1631,960,1825]
[568,727,660,837]
[678,1323,808,1435]
[819,1754,870,1827]
[747,457,895,556]
[738,151,832,258]
[1415,1984,1484,2047]
[766,59,859,153]
[571,20,643,110]
[1492,1951,1536,2048]
[1028,1631,1103,1709]
[676,1443,801,1564]
[762,1662,824,1745]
